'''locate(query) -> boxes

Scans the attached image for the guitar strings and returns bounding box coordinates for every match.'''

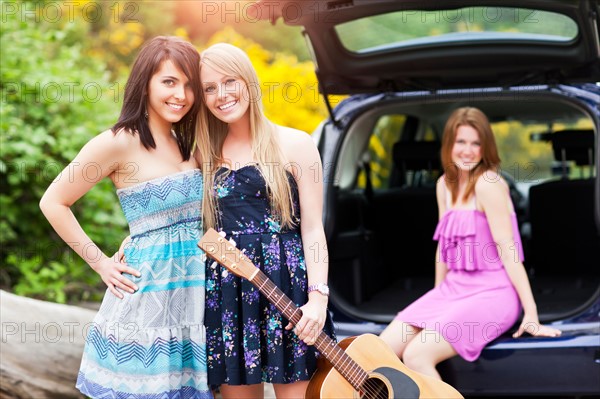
[360,378,388,399]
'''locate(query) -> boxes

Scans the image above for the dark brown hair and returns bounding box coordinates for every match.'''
[441,107,501,204]
[112,36,201,160]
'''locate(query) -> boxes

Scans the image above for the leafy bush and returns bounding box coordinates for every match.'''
[1,4,127,302]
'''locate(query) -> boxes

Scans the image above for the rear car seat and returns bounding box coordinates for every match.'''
[371,141,441,283]
[528,129,598,276]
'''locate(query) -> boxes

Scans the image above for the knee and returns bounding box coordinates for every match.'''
[380,321,419,358]
[380,331,404,358]
[402,343,430,372]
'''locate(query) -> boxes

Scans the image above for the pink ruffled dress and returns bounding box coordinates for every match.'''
[394,193,522,361]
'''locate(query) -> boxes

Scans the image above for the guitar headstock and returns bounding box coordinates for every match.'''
[198,228,259,281]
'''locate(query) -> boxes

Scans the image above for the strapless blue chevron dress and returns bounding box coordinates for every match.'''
[76,169,212,399]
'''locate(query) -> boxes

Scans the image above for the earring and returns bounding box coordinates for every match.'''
[144,109,148,119]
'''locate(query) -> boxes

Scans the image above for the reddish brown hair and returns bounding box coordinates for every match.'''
[441,107,501,204]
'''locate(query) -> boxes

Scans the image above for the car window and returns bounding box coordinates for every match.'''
[357,115,406,189]
[335,7,578,54]
[357,114,441,190]
[357,115,594,191]
[491,118,595,184]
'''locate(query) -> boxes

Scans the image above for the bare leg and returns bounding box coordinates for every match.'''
[272,381,309,399]
[402,329,457,380]
[219,383,264,399]
[379,320,422,359]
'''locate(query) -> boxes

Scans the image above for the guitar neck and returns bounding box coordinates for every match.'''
[250,270,369,391]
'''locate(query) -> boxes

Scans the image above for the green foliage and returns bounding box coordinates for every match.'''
[171,1,310,60]
[1,1,127,302]
[232,21,309,61]
[85,1,176,77]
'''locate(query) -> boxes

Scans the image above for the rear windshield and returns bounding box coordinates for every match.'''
[335,7,579,53]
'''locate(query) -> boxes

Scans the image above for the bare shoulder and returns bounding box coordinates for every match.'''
[435,175,448,213]
[92,128,137,152]
[277,125,313,145]
[436,175,446,196]
[75,129,141,171]
[436,175,446,190]
[475,171,509,200]
[276,125,317,161]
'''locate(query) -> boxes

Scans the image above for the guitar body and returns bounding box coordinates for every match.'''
[306,334,462,399]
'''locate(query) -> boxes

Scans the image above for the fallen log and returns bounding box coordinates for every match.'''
[0,290,95,399]
[0,291,278,399]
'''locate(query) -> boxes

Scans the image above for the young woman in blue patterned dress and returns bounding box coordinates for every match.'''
[40,36,212,399]
[196,43,336,398]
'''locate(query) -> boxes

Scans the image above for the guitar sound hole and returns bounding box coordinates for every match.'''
[360,377,389,399]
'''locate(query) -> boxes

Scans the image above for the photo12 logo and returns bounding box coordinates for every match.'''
[1,1,139,24]
[1,321,142,344]
[196,1,348,24]
[3,81,122,104]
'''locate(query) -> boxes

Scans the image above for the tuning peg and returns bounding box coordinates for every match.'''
[211,261,218,270]
[222,270,229,278]
[218,230,227,237]
[229,238,237,247]
[200,253,207,262]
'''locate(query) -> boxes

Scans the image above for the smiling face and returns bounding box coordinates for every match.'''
[200,64,250,126]
[451,124,482,173]
[146,59,194,128]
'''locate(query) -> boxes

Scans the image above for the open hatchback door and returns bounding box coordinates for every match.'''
[254,0,600,94]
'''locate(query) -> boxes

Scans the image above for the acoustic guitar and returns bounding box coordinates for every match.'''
[199,228,463,399]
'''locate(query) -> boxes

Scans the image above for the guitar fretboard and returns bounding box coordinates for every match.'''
[252,271,370,391]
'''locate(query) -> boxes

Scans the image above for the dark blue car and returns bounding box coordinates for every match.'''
[260,0,600,396]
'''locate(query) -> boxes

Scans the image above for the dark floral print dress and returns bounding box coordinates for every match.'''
[204,164,335,387]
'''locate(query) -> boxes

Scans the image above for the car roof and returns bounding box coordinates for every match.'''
[254,0,600,94]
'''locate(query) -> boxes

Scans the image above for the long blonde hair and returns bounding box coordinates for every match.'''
[440,107,501,204]
[197,43,295,230]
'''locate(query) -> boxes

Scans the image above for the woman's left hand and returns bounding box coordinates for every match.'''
[286,296,328,345]
[513,314,562,338]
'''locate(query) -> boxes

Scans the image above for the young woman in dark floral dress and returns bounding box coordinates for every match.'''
[196,43,335,398]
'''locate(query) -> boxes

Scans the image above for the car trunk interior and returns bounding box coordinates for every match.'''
[326,92,600,323]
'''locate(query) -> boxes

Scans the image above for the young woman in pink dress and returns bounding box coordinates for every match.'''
[379,107,562,380]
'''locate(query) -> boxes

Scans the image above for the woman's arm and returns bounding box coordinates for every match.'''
[476,176,561,338]
[280,127,328,344]
[39,130,140,298]
[434,178,448,287]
